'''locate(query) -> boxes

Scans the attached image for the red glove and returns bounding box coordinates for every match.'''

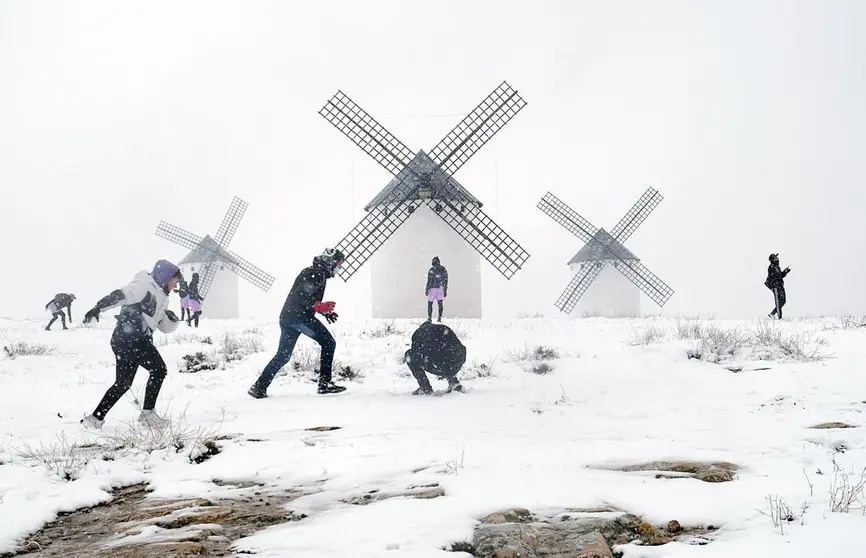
[313,301,336,314]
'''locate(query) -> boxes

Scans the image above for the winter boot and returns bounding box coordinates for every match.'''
[80,414,104,430]
[248,385,268,399]
[446,377,463,393]
[318,381,346,395]
[138,410,169,428]
[412,385,433,395]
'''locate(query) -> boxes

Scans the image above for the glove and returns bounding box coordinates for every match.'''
[83,307,100,324]
[313,301,336,314]
[324,312,338,324]
[165,309,179,322]
[784,267,791,273]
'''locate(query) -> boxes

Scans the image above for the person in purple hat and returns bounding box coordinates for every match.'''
[80,260,183,429]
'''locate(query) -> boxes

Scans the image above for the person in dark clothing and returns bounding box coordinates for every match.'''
[79,260,183,430]
[185,272,204,327]
[425,256,448,322]
[404,321,466,395]
[45,293,76,330]
[248,248,347,398]
[765,253,791,319]
[174,278,190,322]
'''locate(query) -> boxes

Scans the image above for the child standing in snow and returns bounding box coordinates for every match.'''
[80,260,183,429]
[425,256,448,322]
[185,272,204,327]
[175,277,190,322]
[44,293,76,330]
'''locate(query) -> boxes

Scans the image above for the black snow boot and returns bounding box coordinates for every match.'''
[318,381,346,395]
[446,376,463,393]
[412,385,433,395]
[247,385,268,399]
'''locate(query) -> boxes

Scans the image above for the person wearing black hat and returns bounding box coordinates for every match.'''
[403,321,466,395]
[765,253,790,319]
[249,248,347,398]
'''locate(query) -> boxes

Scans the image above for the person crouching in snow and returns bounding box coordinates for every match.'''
[45,293,76,330]
[248,248,346,398]
[79,260,183,429]
[425,256,448,322]
[403,321,466,395]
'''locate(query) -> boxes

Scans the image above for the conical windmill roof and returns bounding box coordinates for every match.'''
[567,228,640,264]
[364,150,482,211]
[178,235,233,265]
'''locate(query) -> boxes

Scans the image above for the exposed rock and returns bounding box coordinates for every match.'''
[470,508,711,557]
[616,460,739,483]
[344,483,445,505]
[809,422,855,429]
[305,425,342,431]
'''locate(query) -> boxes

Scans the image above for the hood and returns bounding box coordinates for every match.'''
[151,259,181,292]
[431,257,440,266]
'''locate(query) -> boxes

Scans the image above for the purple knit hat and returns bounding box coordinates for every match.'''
[152,260,182,292]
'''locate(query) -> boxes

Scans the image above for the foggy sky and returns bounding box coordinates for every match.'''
[2,0,864,321]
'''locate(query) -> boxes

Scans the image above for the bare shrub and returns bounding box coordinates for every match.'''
[17,433,92,481]
[100,408,224,462]
[757,494,798,535]
[179,351,219,373]
[505,344,560,362]
[363,321,400,338]
[3,341,53,359]
[290,345,320,372]
[157,332,213,346]
[753,322,829,362]
[334,359,363,381]
[687,325,750,363]
[674,317,705,340]
[828,458,866,514]
[531,362,553,375]
[461,357,498,380]
[220,331,264,362]
[627,322,667,346]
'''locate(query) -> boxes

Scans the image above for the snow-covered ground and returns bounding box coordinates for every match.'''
[1,315,865,556]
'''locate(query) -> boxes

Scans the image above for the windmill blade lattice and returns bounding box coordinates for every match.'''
[609,187,663,243]
[537,192,599,243]
[214,197,248,247]
[428,81,527,176]
[556,261,607,314]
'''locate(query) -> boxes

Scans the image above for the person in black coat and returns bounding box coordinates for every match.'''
[249,248,347,398]
[185,273,204,327]
[425,256,448,322]
[403,321,466,395]
[45,293,76,330]
[765,253,791,319]
[174,278,190,322]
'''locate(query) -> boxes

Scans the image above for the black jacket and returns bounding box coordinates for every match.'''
[766,263,789,289]
[46,293,75,319]
[175,280,189,299]
[187,279,203,302]
[279,259,330,322]
[406,322,466,376]
[426,264,448,294]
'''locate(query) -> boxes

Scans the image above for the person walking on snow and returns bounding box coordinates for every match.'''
[248,248,347,398]
[403,321,466,395]
[185,272,204,327]
[174,277,190,322]
[425,256,448,322]
[79,260,183,429]
[765,253,791,319]
[45,293,76,330]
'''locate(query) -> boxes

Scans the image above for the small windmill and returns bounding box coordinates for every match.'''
[155,196,275,319]
[537,188,674,317]
[319,81,530,318]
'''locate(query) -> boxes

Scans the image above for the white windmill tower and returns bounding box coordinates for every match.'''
[155,197,275,319]
[318,82,530,319]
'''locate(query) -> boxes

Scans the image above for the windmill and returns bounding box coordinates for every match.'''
[537,188,674,317]
[319,81,530,318]
[155,196,275,319]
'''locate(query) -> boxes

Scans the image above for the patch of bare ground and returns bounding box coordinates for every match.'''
[809,422,855,429]
[6,481,312,557]
[613,460,739,483]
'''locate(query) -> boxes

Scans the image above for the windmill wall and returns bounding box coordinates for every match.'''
[177,263,240,320]
[370,204,482,319]
[569,261,640,318]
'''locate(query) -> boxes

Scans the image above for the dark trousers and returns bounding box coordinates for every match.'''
[427,300,443,321]
[180,306,189,321]
[770,286,787,319]
[92,334,167,420]
[47,311,66,329]
[406,354,458,391]
[253,316,336,390]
